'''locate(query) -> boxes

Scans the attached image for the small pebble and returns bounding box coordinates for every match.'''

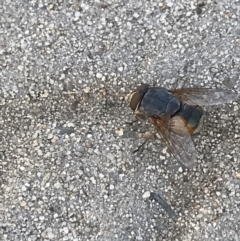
[96,73,102,79]
[142,191,151,199]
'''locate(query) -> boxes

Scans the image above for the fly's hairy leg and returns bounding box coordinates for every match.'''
[125,112,146,125]
[125,118,139,125]
[133,132,157,153]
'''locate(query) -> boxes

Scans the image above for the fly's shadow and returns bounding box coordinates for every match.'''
[149,192,179,219]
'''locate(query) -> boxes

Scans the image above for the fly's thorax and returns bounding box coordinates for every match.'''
[170,105,204,135]
[141,87,180,117]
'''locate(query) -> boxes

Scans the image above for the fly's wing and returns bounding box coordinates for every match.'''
[149,116,196,169]
[169,88,239,106]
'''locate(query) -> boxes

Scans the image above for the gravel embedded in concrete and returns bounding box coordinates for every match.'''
[1,0,240,240]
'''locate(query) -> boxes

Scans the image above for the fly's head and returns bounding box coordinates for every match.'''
[127,83,150,113]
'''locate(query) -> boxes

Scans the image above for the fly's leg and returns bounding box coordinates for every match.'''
[125,118,139,125]
[126,112,154,153]
[125,112,146,125]
[133,132,157,153]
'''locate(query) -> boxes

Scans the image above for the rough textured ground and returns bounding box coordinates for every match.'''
[1,0,240,240]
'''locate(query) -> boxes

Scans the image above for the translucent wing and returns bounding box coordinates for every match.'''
[149,116,196,169]
[169,88,239,106]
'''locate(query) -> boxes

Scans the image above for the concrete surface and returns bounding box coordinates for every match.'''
[1,0,240,240]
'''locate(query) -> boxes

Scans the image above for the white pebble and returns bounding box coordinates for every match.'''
[96,73,102,79]
[18,65,24,71]
[115,128,124,136]
[54,182,62,189]
[20,200,27,207]
[63,227,69,234]
[133,12,139,18]
[37,149,43,156]
[22,186,27,192]
[74,11,81,20]
[84,87,90,93]
[99,173,104,178]
[118,67,123,72]
[48,230,55,239]
[142,191,151,199]
[90,177,96,184]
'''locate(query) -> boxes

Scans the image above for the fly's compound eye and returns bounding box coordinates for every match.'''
[130,91,142,111]
[129,83,150,111]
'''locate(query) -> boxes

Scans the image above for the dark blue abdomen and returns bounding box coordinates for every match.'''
[177,104,203,129]
[140,88,180,116]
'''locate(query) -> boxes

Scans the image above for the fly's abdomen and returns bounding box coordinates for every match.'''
[140,88,180,116]
[170,104,204,135]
